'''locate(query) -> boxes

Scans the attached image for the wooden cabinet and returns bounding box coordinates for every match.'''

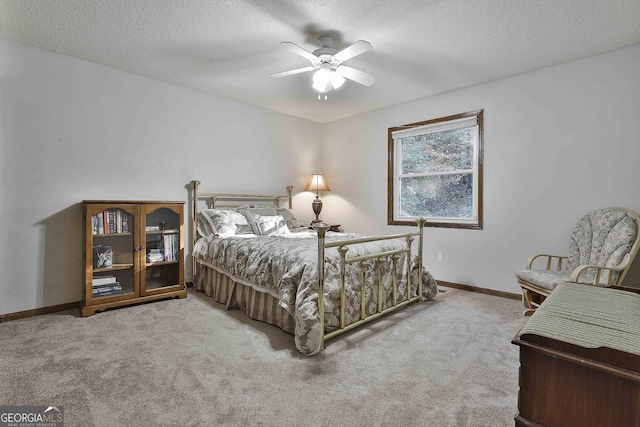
[512,283,640,427]
[513,334,640,427]
[82,200,187,317]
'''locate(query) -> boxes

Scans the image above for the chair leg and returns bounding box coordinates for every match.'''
[521,286,543,316]
[521,287,534,309]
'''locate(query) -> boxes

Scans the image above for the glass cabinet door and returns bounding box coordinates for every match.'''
[87,205,137,302]
[142,205,183,294]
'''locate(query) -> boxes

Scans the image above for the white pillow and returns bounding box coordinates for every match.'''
[253,214,290,236]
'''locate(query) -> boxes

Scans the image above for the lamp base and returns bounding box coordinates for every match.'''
[311,195,323,224]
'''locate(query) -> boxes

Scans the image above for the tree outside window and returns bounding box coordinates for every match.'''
[388,110,483,229]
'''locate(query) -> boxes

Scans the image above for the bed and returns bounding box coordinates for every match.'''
[189,180,438,355]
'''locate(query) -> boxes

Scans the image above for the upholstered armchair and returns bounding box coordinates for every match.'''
[515,207,640,315]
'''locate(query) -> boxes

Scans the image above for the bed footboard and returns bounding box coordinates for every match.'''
[314,219,427,349]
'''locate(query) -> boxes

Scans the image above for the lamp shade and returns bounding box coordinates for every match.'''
[330,69,345,89]
[312,66,346,94]
[312,68,331,93]
[304,173,331,194]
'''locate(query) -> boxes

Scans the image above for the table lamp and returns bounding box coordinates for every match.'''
[304,173,331,224]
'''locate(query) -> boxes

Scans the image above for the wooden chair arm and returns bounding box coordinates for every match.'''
[526,253,568,270]
[569,253,632,286]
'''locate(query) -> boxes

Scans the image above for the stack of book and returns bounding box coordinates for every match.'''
[92,276,124,297]
[147,249,164,263]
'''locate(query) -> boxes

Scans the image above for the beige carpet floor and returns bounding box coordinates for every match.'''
[0,286,528,426]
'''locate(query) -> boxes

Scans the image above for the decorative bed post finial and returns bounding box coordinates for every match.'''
[286,186,293,210]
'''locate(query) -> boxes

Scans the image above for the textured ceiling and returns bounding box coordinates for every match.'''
[2,0,640,123]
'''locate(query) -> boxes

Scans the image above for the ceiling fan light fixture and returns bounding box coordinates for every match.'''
[330,69,345,89]
[273,36,375,97]
[312,66,331,93]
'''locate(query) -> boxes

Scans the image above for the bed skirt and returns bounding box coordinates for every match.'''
[195,262,296,334]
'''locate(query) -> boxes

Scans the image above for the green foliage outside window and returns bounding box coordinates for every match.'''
[400,127,474,219]
[401,128,474,174]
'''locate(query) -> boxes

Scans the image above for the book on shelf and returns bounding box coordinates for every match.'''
[108,210,116,234]
[163,233,178,262]
[92,209,131,235]
[122,213,129,233]
[92,276,117,287]
[92,281,123,296]
[93,289,124,297]
[115,210,121,234]
[92,284,122,292]
[92,289,123,296]
[145,222,178,233]
[92,214,104,235]
[103,211,109,234]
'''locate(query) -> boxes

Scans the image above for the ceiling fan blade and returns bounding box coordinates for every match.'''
[270,66,316,78]
[280,42,318,62]
[334,40,372,62]
[337,65,376,87]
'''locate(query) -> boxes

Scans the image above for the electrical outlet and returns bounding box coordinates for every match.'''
[437,252,443,263]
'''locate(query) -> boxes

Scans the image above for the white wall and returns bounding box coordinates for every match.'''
[3,38,640,315]
[321,43,640,295]
[0,39,321,315]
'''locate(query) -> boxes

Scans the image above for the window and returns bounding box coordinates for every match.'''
[388,110,483,229]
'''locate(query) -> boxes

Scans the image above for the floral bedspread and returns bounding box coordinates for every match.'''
[194,230,438,355]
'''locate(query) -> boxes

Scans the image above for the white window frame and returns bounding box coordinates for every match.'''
[387,110,483,229]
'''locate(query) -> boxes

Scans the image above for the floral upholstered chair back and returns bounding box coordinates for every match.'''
[567,208,639,286]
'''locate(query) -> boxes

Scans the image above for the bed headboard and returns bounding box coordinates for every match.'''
[188,179,293,249]
[190,180,292,211]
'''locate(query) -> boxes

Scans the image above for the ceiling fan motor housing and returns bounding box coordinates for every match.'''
[313,36,339,67]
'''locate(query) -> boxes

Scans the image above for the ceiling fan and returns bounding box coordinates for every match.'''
[271,35,376,99]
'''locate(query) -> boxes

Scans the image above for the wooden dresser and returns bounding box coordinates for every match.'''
[512,282,640,427]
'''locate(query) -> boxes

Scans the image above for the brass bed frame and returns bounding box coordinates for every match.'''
[190,180,426,350]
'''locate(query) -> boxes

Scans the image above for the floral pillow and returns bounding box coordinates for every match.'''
[253,214,291,236]
[238,206,278,235]
[198,208,253,237]
[238,207,259,235]
[277,208,302,230]
[196,211,216,237]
